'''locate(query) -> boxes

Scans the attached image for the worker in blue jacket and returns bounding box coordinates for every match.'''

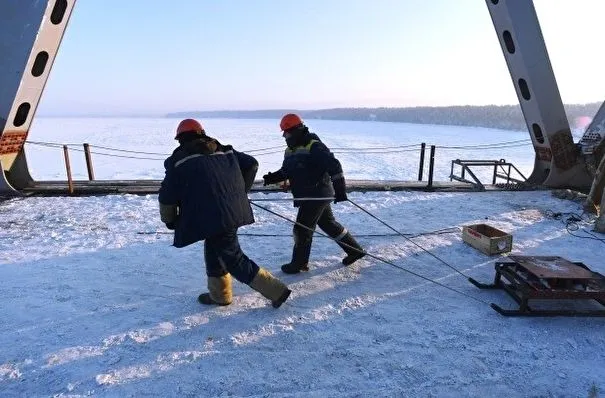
[263,114,365,274]
[159,119,291,308]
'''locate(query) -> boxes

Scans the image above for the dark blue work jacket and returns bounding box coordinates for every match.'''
[159,137,257,247]
[277,133,344,204]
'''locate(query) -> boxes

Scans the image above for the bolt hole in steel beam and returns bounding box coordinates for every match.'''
[518,78,531,100]
[32,51,49,77]
[532,123,545,144]
[13,103,31,127]
[490,0,499,4]
[50,0,68,24]
[502,31,515,54]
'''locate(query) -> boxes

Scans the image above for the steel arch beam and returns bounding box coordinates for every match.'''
[485,0,592,190]
[0,0,76,196]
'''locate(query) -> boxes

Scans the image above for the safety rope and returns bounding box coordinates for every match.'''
[347,199,472,280]
[138,228,460,239]
[25,141,166,160]
[78,144,168,156]
[25,138,532,159]
[436,139,531,150]
[330,143,420,151]
[250,197,335,201]
[249,201,491,306]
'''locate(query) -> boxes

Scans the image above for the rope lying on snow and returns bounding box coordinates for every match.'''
[138,228,461,239]
[250,200,491,306]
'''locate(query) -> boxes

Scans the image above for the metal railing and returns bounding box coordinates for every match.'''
[449,159,527,191]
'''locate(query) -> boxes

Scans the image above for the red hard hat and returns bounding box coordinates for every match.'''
[175,119,203,139]
[280,113,303,131]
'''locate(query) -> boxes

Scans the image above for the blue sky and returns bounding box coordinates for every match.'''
[37,0,605,116]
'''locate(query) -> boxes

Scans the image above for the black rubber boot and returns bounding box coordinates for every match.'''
[338,233,366,266]
[197,293,231,306]
[272,288,292,308]
[281,262,309,274]
[281,243,312,274]
[342,252,366,266]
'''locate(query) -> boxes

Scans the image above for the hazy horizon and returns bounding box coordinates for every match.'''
[37,101,602,119]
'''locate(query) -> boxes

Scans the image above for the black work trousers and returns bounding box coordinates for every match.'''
[204,229,259,284]
[291,200,348,266]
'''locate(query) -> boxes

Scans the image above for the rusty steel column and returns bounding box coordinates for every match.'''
[0,0,76,195]
[485,0,592,190]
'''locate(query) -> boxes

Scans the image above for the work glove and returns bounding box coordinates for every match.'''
[333,177,348,203]
[165,222,175,230]
[263,171,283,186]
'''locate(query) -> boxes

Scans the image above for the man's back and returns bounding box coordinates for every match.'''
[159,137,254,247]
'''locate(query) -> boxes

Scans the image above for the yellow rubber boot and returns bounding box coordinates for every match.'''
[249,268,291,308]
[198,274,233,306]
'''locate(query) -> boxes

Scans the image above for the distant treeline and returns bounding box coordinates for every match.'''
[166,102,602,131]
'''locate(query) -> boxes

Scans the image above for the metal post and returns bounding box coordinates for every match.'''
[63,145,73,195]
[83,143,95,181]
[427,145,436,189]
[418,142,426,181]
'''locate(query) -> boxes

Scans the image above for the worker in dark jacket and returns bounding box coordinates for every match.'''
[263,114,365,274]
[159,119,291,308]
